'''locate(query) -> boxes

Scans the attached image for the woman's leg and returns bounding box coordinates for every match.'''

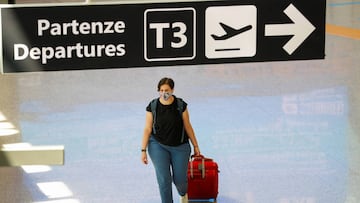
[170,142,191,196]
[148,137,173,203]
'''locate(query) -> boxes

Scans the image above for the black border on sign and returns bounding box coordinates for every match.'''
[0,0,326,73]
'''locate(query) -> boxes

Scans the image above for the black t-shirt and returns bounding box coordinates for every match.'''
[146,97,188,146]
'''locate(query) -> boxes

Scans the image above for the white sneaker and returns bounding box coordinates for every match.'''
[180,193,188,203]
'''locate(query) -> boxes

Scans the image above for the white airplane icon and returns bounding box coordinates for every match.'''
[211,22,253,40]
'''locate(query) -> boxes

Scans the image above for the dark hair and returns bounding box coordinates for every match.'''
[157,77,175,91]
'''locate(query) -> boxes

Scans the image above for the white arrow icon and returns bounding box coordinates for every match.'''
[265,4,316,55]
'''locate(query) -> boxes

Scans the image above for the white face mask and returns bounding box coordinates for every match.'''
[160,92,172,101]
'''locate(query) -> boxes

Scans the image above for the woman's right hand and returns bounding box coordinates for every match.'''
[141,151,148,165]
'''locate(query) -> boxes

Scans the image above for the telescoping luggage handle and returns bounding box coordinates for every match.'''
[190,155,207,179]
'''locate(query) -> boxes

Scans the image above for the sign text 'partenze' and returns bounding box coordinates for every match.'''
[14,19,127,64]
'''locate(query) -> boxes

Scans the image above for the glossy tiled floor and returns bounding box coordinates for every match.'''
[0,0,359,203]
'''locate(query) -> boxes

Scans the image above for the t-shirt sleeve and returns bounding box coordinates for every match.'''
[146,102,151,112]
[182,101,188,112]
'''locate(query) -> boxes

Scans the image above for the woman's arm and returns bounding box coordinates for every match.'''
[141,111,153,164]
[182,108,200,155]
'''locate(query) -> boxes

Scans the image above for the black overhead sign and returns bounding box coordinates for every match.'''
[0,0,326,73]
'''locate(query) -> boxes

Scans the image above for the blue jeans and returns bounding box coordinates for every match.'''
[148,136,191,203]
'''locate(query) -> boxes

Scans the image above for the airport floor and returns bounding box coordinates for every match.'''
[0,0,360,203]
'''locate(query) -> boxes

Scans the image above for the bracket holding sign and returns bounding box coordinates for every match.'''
[0,0,326,73]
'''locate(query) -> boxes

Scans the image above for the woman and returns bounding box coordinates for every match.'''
[141,77,201,203]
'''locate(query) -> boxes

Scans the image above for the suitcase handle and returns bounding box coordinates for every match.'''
[190,155,206,179]
[191,154,213,161]
[191,154,204,159]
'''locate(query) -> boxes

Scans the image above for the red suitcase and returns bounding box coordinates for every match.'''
[187,155,219,200]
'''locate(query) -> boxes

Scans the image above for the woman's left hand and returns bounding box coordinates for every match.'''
[193,146,201,156]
